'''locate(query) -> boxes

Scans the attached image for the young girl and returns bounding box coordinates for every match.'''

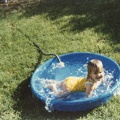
[46,59,104,97]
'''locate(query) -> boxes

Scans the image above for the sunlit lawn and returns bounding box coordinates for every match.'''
[0,0,120,119]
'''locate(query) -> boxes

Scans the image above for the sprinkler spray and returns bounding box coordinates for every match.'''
[33,42,65,68]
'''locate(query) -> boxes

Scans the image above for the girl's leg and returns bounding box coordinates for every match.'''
[46,82,62,90]
[46,83,59,95]
[45,79,61,84]
[46,81,69,97]
[46,83,55,90]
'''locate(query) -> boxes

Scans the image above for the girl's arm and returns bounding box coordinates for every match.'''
[86,80,102,97]
[85,83,94,97]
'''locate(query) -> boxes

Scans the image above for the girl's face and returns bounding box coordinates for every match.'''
[91,69,104,81]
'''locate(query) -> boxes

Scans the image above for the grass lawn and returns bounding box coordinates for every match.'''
[0,0,120,119]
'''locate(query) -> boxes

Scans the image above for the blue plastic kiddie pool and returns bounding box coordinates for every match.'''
[30,52,120,112]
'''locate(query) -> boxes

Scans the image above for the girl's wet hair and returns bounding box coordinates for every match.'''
[87,59,104,79]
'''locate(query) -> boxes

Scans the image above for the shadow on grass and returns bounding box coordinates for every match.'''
[18,0,120,44]
[1,0,120,51]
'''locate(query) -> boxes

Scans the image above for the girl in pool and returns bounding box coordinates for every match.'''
[46,59,104,97]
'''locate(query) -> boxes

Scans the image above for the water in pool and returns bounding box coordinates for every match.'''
[32,61,119,112]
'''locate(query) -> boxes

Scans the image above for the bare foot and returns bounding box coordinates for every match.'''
[46,84,55,90]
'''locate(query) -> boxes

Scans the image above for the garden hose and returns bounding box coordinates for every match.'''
[33,42,61,63]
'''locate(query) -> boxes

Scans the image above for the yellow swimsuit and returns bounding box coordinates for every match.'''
[65,77,97,92]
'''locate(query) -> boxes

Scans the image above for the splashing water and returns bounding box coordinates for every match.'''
[57,62,65,68]
[45,97,54,112]
[33,61,120,112]
[114,87,120,96]
[52,62,65,69]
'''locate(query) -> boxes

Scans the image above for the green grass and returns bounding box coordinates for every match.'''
[0,0,120,119]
